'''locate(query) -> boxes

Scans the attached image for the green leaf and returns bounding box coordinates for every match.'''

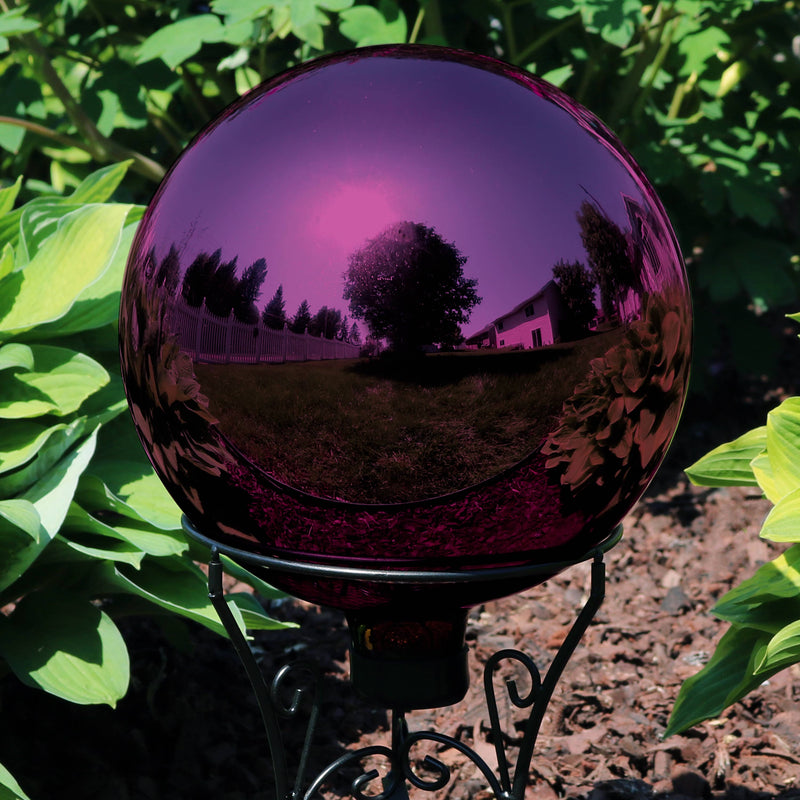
[0,176,22,217]
[677,26,729,76]
[99,558,289,637]
[751,450,779,503]
[219,553,286,599]
[0,343,33,372]
[757,618,800,674]
[0,498,42,593]
[69,162,132,205]
[137,15,226,69]
[23,428,98,541]
[0,761,31,800]
[760,487,800,542]
[0,243,14,283]
[665,623,776,735]
[541,65,574,87]
[0,590,129,705]
[712,546,800,625]
[339,1,406,46]
[211,0,271,25]
[0,346,109,418]
[0,6,40,37]
[60,504,147,567]
[582,0,641,48]
[763,397,800,503]
[685,426,765,486]
[0,203,132,337]
[317,0,353,10]
[0,419,87,497]
[28,206,143,339]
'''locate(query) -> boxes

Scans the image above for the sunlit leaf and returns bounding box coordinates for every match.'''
[0,760,31,800]
[665,623,775,735]
[712,546,800,623]
[27,206,143,339]
[339,2,406,46]
[760,487,800,542]
[0,346,108,418]
[757,619,800,674]
[684,425,765,486]
[0,176,22,217]
[137,15,226,69]
[0,204,132,336]
[0,590,129,705]
[763,397,800,503]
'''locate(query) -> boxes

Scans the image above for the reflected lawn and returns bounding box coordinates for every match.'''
[193,330,623,504]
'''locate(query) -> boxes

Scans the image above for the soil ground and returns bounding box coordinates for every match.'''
[2,315,800,800]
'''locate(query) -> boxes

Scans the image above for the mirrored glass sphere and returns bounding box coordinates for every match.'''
[119,45,691,610]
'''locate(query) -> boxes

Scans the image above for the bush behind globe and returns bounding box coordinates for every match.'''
[119,45,691,612]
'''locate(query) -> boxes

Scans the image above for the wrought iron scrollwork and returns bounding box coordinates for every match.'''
[207,538,613,800]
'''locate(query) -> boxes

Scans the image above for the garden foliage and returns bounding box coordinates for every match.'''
[667,328,800,734]
[0,162,290,796]
[0,0,798,792]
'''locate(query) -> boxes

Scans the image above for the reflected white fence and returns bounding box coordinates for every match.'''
[171,299,360,364]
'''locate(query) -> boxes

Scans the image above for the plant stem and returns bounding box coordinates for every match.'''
[0,115,94,153]
[14,31,165,181]
[409,7,425,43]
[515,15,581,66]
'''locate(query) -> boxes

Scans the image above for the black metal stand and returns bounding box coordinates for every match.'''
[204,528,619,800]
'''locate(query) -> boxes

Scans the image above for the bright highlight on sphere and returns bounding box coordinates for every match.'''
[119,45,691,610]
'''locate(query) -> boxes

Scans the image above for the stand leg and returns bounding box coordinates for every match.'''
[207,545,610,800]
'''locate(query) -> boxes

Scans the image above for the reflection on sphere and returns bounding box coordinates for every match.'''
[119,45,691,609]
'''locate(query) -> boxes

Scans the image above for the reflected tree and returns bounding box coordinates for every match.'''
[205,256,238,318]
[234,257,268,323]
[263,283,287,330]
[309,305,343,339]
[577,201,637,320]
[349,321,361,345]
[290,299,312,333]
[343,221,480,353]
[154,243,181,294]
[181,248,222,307]
[552,259,597,338]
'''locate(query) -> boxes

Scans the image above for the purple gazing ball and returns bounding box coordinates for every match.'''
[119,45,691,612]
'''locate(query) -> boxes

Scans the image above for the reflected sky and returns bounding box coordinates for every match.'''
[145,50,651,336]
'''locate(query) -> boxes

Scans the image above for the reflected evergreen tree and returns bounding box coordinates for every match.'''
[309,305,342,339]
[154,244,181,294]
[343,221,480,353]
[181,248,222,307]
[290,299,312,333]
[577,201,637,320]
[349,321,361,345]
[205,256,238,317]
[234,257,268,323]
[263,284,287,330]
[552,259,597,337]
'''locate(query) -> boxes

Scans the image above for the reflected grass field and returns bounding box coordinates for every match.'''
[193,330,623,503]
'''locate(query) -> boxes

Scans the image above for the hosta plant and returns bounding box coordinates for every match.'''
[667,319,800,734]
[0,162,290,796]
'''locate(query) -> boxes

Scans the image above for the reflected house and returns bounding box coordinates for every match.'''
[466,280,567,350]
